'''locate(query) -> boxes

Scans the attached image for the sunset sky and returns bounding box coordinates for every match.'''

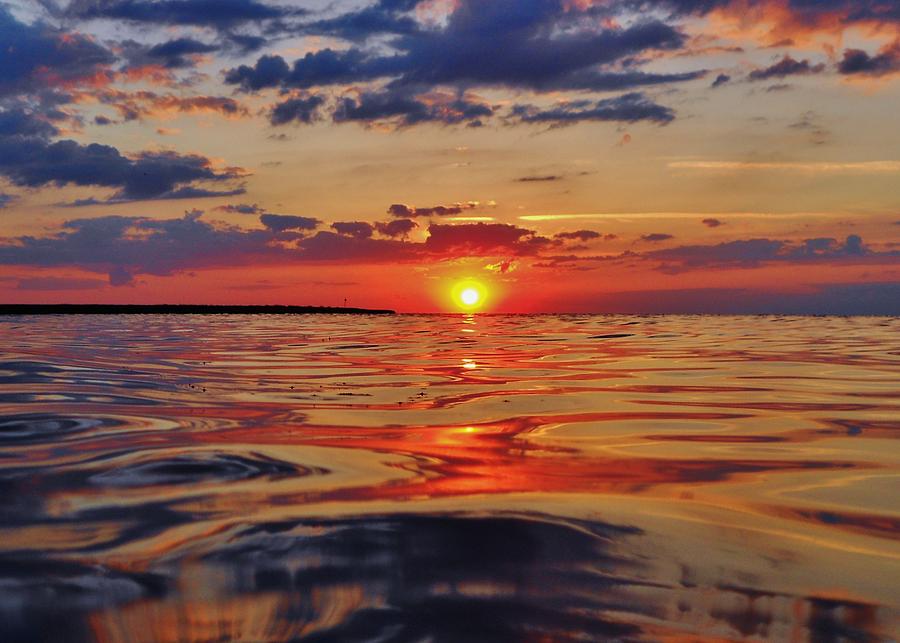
[1,0,898,312]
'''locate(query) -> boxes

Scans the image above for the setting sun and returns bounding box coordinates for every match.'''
[451,280,487,311]
[460,288,479,306]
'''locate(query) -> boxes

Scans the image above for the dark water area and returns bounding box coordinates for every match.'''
[0,314,897,642]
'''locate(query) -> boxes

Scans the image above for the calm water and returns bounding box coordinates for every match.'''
[0,314,898,642]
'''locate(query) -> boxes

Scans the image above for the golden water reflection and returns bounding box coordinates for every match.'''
[0,314,897,641]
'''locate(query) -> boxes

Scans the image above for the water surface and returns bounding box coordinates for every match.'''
[0,314,898,641]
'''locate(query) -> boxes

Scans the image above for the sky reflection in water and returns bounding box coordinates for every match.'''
[0,314,898,641]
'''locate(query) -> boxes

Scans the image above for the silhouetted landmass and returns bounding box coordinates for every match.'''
[0,304,395,315]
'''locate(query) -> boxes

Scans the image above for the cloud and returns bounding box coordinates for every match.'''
[510,93,675,126]
[640,233,674,242]
[269,94,326,125]
[67,0,301,29]
[333,89,493,127]
[297,2,422,42]
[485,259,516,274]
[215,203,264,214]
[670,160,900,173]
[259,214,321,232]
[1,209,894,291]
[375,218,418,238]
[701,218,723,227]
[222,54,291,91]
[638,1,900,43]
[549,283,900,315]
[517,175,562,182]
[331,221,375,239]
[388,202,479,218]
[646,235,874,271]
[0,108,246,204]
[747,55,825,81]
[120,37,219,70]
[710,73,730,88]
[227,6,694,91]
[838,41,900,77]
[555,230,602,241]
[15,276,107,291]
[425,222,550,255]
[0,6,115,98]
[0,212,278,284]
[222,0,701,126]
[0,193,16,209]
[97,90,249,121]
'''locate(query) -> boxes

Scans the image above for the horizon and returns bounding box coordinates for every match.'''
[1,0,899,313]
[1,303,899,316]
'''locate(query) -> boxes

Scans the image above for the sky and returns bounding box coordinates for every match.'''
[0,0,898,313]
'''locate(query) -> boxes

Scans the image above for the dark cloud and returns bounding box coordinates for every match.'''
[0,211,893,292]
[331,221,375,239]
[838,42,900,76]
[640,233,675,242]
[259,214,321,232]
[215,203,264,214]
[635,0,900,28]
[0,193,16,209]
[97,90,249,122]
[650,238,782,268]
[646,235,874,271]
[16,276,107,291]
[0,109,60,139]
[510,93,675,125]
[0,212,278,284]
[375,219,418,238]
[67,0,301,29]
[384,7,689,91]
[747,55,825,81]
[221,0,701,126]
[120,37,219,70]
[224,48,404,91]
[0,7,114,99]
[517,175,562,182]
[227,6,693,91]
[298,1,423,42]
[333,89,493,127]
[425,222,549,255]
[269,94,326,125]
[388,202,478,218]
[548,283,900,315]
[0,108,245,204]
[223,54,291,92]
[701,218,723,227]
[555,230,602,241]
[710,73,730,88]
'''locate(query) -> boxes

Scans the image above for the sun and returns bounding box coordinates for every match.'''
[460,288,480,306]
[451,280,487,311]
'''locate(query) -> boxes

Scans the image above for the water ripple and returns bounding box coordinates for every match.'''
[0,314,897,641]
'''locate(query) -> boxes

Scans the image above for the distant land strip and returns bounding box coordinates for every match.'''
[0,304,396,315]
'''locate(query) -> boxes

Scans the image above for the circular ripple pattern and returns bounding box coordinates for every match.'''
[89,452,324,487]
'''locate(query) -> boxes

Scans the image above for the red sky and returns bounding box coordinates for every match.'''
[1,0,898,312]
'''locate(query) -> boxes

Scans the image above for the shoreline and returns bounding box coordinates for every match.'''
[0,304,396,315]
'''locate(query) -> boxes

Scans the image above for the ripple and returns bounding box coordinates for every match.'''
[0,557,168,642]
[0,413,123,444]
[89,451,325,487]
[0,313,897,641]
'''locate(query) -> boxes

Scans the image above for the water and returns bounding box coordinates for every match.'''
[0,314,897,642]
